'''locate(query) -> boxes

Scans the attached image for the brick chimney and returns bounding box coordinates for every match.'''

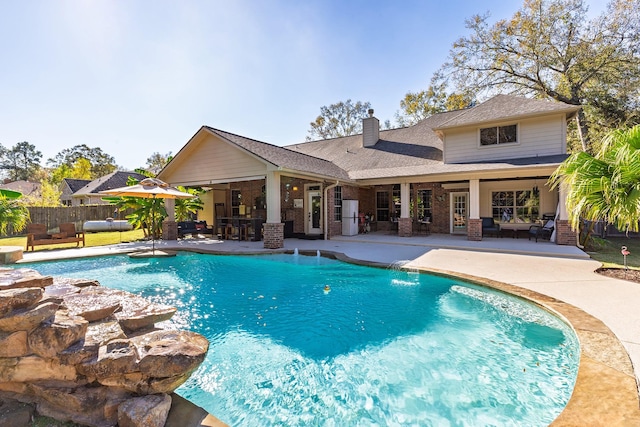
[362,108,379,147]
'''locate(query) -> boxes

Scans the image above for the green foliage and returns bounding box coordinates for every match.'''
[307,99,372,141]
[0,193,30,236]
[175,186,204,221]
[395,81,474,126]
[441,0,640,153]
[106,178,203,238]
[0,141,43,181]
[47,144,117,179]
[550,125,640,242]
[144,152,173,175]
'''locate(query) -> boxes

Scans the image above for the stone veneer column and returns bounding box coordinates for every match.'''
[263,222,284,249]
[467,218,482,241]
[554,220,577,245]
[398,218,412,237]
[162,220,178,241]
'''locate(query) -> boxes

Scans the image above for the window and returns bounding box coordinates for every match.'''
[416,189,432,221]
[492,189,539,223]
[376,191,390,222]
[334,186,342,221]
[480,124,517,146]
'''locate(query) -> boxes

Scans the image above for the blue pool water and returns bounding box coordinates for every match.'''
[26,253,579,426]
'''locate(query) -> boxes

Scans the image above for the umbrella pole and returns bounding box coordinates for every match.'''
[152,195,156,254]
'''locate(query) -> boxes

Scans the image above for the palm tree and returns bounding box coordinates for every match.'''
[106,179,204,238]
[0,190,30,236]
[550,125,640,245]
[175,186,204,221]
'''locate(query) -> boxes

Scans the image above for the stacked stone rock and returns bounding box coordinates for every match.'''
[0,267,209,427]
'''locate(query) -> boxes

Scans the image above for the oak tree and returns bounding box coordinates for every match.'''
[440,0,640,152]
[307,99,373,141]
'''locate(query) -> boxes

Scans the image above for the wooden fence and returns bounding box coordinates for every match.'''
[8,205,134,236]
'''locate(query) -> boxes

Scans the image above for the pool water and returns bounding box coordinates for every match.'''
[26,253,579,426]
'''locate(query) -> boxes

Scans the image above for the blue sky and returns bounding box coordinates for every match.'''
[0,0,607,171]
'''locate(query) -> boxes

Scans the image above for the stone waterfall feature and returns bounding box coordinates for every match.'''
[0,268,210,427]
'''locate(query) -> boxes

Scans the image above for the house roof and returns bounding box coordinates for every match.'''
[73,171,148,196]
[163,95,577,185]
[0,180,41,196]
[204,127,352,181]
[433,94,580,130]
[288,110,462,180]
[63,178,92,193]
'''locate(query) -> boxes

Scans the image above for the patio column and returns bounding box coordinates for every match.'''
[264,170,284,249]
[398,182,412,237]
[467,179,481,241]
[555,184,577,245]
[162,198,178,241]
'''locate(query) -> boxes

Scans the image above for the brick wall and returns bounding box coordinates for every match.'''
[467,218,482,241]
[398,218,412,237]
[263,222,284,249]
[555,220,577,245]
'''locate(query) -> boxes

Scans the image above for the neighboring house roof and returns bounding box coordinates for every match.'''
[73,171,148,197]
[63,178,92,193]
[433,94,580,130]
[205,127,352,181]
[0,180,41,197]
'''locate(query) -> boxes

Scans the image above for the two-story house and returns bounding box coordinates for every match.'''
[157,95,580,248]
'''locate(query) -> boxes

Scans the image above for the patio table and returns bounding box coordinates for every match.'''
[499,222,534,238]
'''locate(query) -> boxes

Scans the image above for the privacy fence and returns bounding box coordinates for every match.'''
[9,205,134,236]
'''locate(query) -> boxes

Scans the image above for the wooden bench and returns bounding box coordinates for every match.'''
[26,223,85,251]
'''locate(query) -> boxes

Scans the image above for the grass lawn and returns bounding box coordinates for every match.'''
[0,229,146,252]
[586,235,640,270]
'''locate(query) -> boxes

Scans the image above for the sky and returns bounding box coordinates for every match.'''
[0,0,609,172]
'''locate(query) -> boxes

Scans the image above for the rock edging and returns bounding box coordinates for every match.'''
[0,267,209,427]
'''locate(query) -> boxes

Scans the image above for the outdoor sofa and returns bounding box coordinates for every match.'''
[177,220,214,238]
[26,223,85,251]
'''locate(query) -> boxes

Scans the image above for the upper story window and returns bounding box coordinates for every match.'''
[480,124,517,146]
[334,186,342,221]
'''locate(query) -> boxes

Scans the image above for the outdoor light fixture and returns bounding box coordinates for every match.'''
[293,186,298,191]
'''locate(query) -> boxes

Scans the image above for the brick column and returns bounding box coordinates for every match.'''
[398,218,412,237]
[555,220,577,246]
[263,222,284,249]
[467,218,482,241]
[162,220,178,241]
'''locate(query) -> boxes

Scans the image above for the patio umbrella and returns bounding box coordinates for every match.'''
[100,178,195,255]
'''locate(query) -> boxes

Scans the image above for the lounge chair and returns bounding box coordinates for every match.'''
[481,217,501,237]
[528,219,554,242]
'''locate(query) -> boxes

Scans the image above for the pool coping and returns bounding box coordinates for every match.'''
[17,246,640,425]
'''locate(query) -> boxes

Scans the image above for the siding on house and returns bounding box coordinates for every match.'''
[443,115,566,164]
[165,134,268,185]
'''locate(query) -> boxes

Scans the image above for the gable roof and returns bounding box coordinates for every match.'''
[204,127,351,181]
[433,94,580,130]
[0,180,41,197]
[63,178,92,193]
[73,171,148,196]
[162,95,578,185]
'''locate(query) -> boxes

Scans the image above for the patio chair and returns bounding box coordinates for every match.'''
[528,219,554,242]
[481,217,501,237]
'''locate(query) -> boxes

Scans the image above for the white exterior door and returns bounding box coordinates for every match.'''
[306,185,322,235]
[450,192,469,234]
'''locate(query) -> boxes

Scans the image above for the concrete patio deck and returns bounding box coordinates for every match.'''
[15,232,640,425]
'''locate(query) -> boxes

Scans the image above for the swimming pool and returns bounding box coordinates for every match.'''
[27,252,579,426]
